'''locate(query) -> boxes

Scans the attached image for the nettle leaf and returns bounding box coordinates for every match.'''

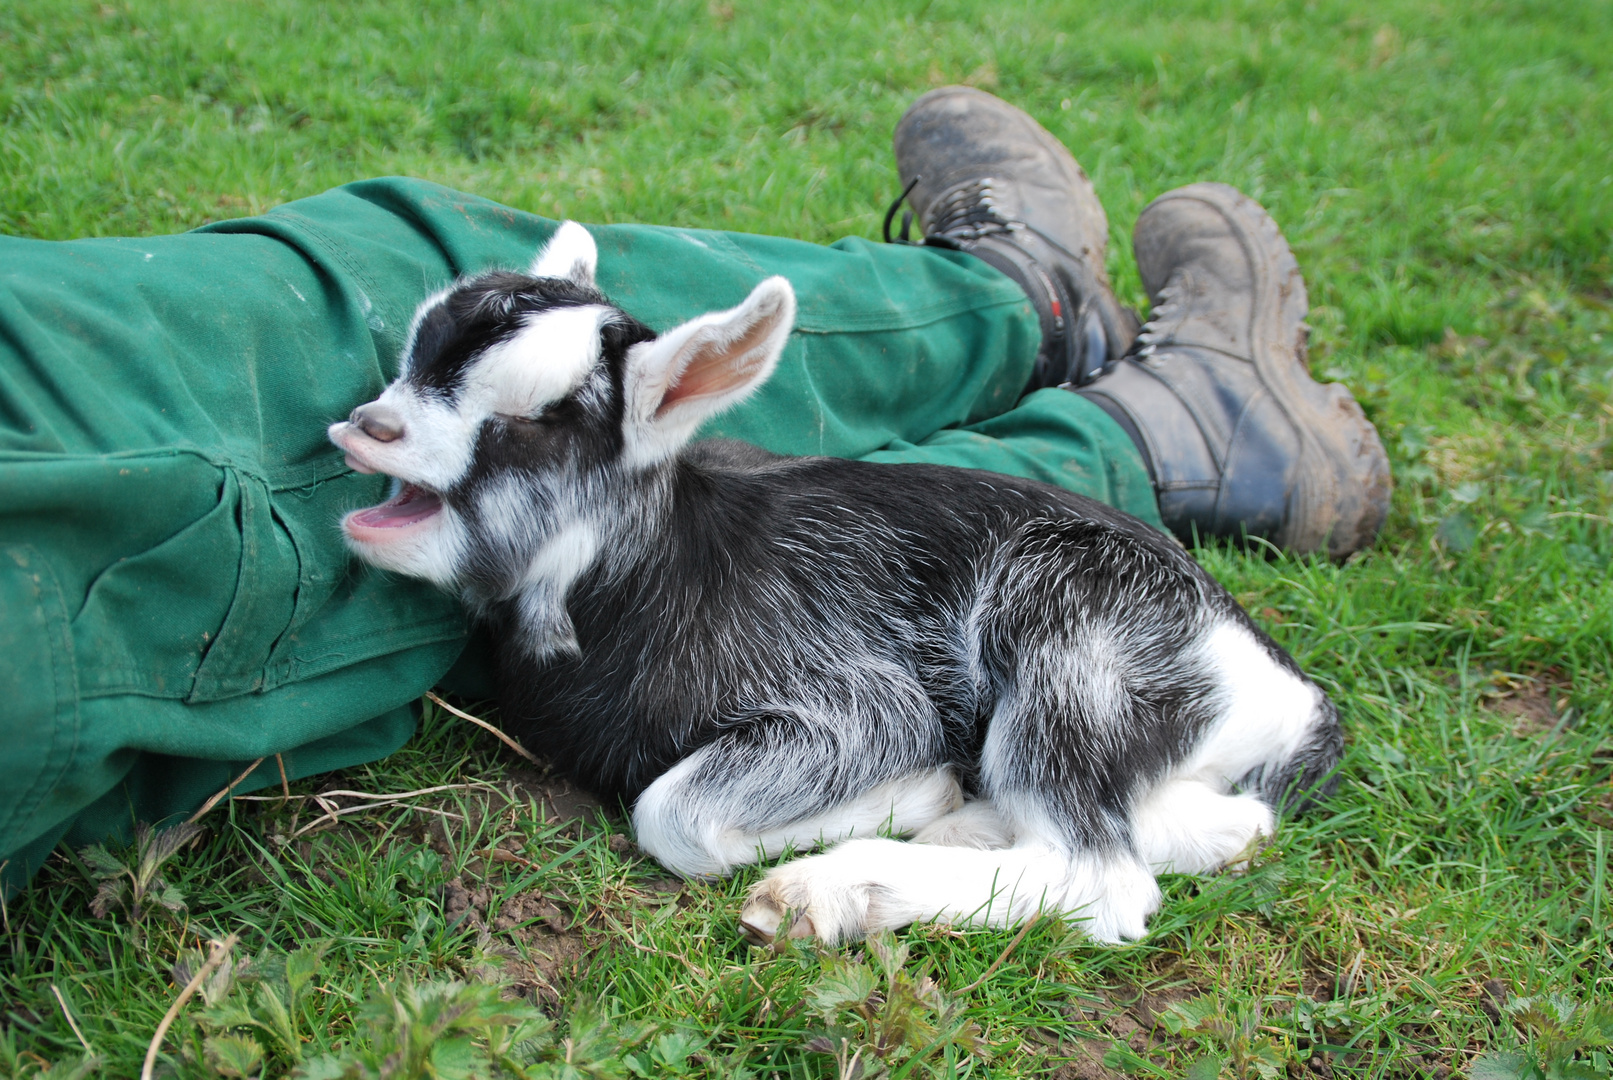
[1578,1006,1613,1046]
[1185,1052,1225,1080]
[205,1032,266,1078]
[1435,509,1478,552]
[1251,1053,1285,1080]
[171,951,202,986]
[143,820,204,868]
[564,999,658,1062]
[1507,996,1573,1044]
[171,947,241,1006]
[199,951,247,1008]
[155,881,188,913]
[650,1030,707,1068]
[202,995,265,1037]
[876,1001,934,1055]
[292,1054,350,1080]
[33,1054,101,1080]
[78,844,127,880]
[427,1034,477,1079]
[286,941,332,1000]
[252,980,301,1057]
[810,959,878,1016]
[489,1015,556,1065]
[1161,996,1224,1037]
[864,929,910,984]
[914,975,950,1016]
[292,979,642,1078]
[88,878,128,919]
[1291,995,1356,1038]
[1470,1051,1537,1080]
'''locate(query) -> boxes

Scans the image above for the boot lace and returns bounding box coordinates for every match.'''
[1129,274,1185,358]
[884,176,1028,245]
[926,177,1025,241]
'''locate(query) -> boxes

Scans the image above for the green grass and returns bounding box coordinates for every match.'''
[2,0,1611,1076]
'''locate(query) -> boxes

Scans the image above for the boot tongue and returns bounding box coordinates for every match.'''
[350,483,443,529]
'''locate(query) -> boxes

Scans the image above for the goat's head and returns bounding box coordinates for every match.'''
[328,221,797,603]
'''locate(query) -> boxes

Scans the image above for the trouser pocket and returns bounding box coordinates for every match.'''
[60,456,296,702]
[187,467,301,701]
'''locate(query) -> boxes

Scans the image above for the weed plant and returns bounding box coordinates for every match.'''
[2,1,1610,1077]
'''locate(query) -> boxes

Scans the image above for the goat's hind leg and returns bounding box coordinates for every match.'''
[912,799,1015,849]
[1131,618,1341,874]
[1132,778,1274,874]
[630,722,956,883]
[741,686,1168,947]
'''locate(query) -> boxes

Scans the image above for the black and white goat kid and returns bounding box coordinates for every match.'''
[329,223,1343,946]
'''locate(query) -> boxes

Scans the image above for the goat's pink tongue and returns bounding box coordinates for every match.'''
[350,483,442,529]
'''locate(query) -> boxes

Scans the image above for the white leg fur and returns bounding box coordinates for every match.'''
[911,799,1015,850]
[1131,778,1274,874]
[741,837,1161,946]
[744,768,963,862]
[633,762,961,879]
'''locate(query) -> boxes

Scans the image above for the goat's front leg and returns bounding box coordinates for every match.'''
[630,719,957,883]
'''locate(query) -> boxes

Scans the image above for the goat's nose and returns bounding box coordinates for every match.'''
[350,403,405,443]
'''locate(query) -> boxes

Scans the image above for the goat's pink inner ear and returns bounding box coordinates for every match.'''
[653,317,776,418]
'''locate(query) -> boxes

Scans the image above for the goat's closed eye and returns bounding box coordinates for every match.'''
[499,411,553,427]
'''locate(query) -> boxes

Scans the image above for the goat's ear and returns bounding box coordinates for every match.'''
[529,221,598,286]
[622,276,796,466]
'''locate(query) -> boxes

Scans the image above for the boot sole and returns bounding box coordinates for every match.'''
[1137,183,1392,558]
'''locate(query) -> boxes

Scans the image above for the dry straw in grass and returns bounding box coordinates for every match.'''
[141,933,239,1080]
[426,691,544,765]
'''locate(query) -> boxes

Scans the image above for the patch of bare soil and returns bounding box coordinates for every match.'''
[1035,982,1208,1076]
[1042,1038,1126,1080]
[431,766,689,1009]
[415,763,621,858]
[443,877,592,1009]
[504,767,610,829]
[1480,668,1573,735]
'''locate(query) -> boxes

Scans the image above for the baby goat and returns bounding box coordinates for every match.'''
[328,222,1342,945]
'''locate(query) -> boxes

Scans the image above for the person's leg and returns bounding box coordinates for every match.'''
[3,177,1155,886]
[858,388,1162,527]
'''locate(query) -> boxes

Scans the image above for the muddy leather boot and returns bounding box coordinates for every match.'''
[894,86,1139,390]
[1077,183,1392,558]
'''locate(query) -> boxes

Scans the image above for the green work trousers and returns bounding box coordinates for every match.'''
[0,178,1159,889]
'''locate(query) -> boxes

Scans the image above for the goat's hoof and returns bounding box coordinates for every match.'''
[738,894,815,947]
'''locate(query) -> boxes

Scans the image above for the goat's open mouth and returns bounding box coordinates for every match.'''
[348,481,444,531]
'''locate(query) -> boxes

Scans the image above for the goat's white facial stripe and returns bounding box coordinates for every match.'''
[344,304,611,498]
[399,286,456,376]
[462,305,609,420]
